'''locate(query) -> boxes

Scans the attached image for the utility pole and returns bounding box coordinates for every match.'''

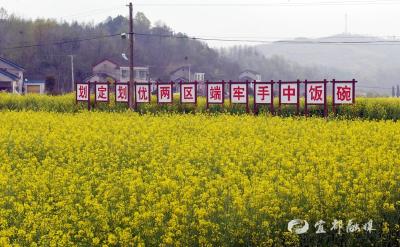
[68,55,75,92]
[188,64,191,82]
[128,2,134,109]
[185,56,191,82]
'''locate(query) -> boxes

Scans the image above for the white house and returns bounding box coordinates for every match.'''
[24,79,46,94]
[169,66,206,94]
[238,69,261,92]
[0,57,24,93]
[239,69,261,82]
[85,58,150,83]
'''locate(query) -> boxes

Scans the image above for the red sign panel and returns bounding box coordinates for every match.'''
[306,81,326,105]
[76,83,90,102]
[332,79,356,114]
[75,78,357,116]
[135,83,151,103]
[207,82,225,105]
[115,83,129,103]
[157,82,173,104]
[278,80,300,115]
[230,82,248,104]
[304,80,328,117]
[254,83,273,105]
[280,82,299,105]
[333,80,355,105]
[180,82,197,104]
[95,83,109,102]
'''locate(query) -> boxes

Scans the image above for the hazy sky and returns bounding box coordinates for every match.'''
[2,0,400,47]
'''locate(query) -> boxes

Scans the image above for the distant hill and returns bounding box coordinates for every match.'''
[256,34,400,95]
[2,5,397,96]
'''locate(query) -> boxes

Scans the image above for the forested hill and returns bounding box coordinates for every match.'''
[256,34,400,94]
[0,8,374,94]
[0,10,236,92]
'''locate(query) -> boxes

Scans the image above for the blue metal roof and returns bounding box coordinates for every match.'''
[0,69,19,80]
[0,57,24,70]
[25,79,45,84]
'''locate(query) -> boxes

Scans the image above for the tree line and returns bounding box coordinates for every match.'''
[0,8,330,94]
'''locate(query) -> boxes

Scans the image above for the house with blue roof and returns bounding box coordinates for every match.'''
[24,79,46,94]
[0,57,24,93]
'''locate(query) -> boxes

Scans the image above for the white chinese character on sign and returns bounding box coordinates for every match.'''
[362,220,376,233]
[346,219,360,233]
[330,219,344,235]
[315,220,327,234]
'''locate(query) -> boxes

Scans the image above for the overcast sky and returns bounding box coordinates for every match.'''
[2,0,400,47]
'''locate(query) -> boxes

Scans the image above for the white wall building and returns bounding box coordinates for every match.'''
[24,79,46,94]
[85,59,150,83]
[0,57,24,94]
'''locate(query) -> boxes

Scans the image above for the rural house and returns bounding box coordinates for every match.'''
[238,69,261,83]
[85,58,150,84]
[0,57,24,93]
[238,69,262,93]
[24,79,46,94]
[170,66,205,95]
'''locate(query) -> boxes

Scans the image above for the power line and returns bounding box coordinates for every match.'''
[275,40,400,45]
[3,30,400,51]
[190,34,400,40]
[134,0,400,7]
[132,31,400,45]
[1,33,399,51]
[1,33,121,50]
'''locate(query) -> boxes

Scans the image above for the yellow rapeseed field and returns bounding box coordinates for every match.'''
[0,111,400,246]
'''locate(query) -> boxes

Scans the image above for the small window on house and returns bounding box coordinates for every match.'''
[121,69,128,78]
[195,73,204,81]
[139,71,147,79]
